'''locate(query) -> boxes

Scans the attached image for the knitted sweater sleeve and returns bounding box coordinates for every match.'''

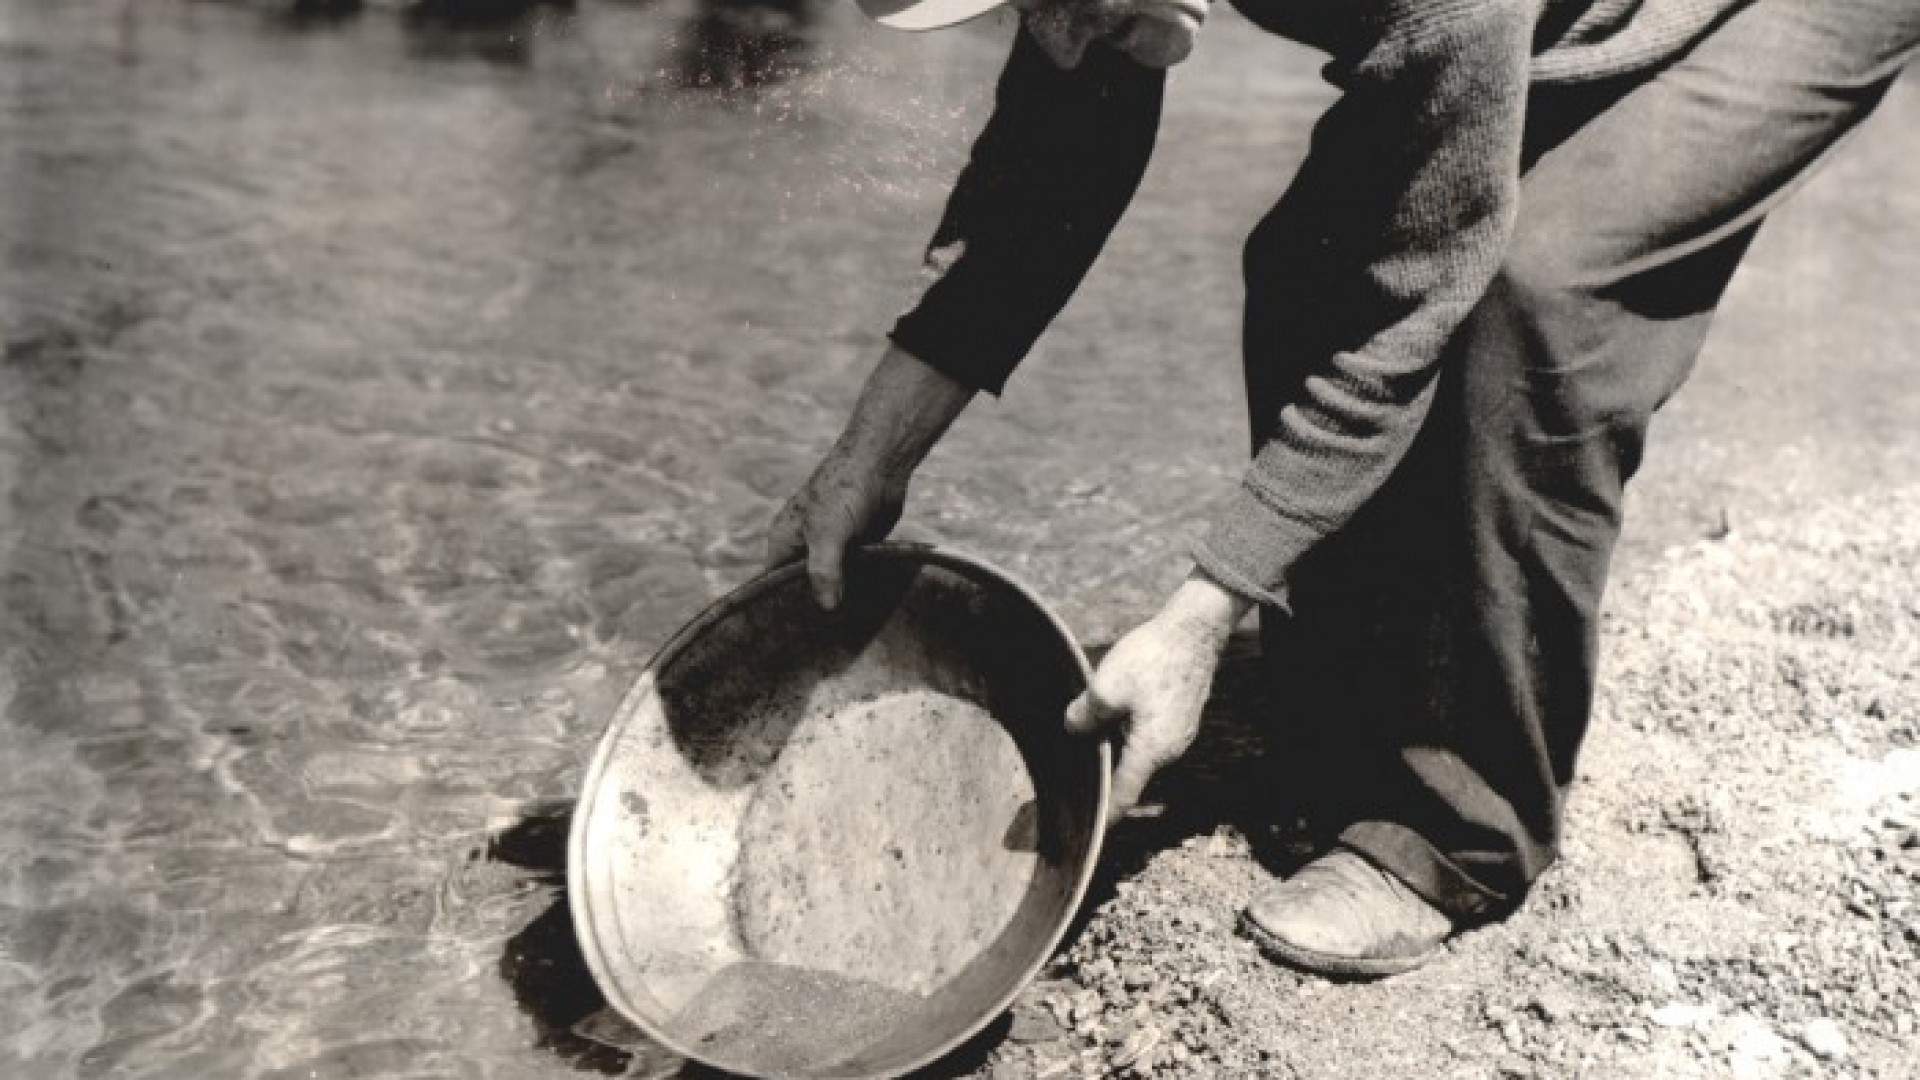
[1192,0,1537,608]
[889,32,1166,395]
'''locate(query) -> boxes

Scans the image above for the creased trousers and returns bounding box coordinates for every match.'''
[1249,0,1920,918]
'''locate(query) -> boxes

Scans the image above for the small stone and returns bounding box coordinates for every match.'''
[1798,1017,1851,1061]
[990,1056,1031,1080]
[1031,1051,1074,1080]
[1110,1024,1162,1070]
[1526,994,1572,1024]
[1009,1004,1068,1044]
[1651,1002,1719,1030]
[1719,1013,1792,1079]
[1647,960,1682,997]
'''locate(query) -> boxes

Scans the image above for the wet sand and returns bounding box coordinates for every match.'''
[2,1,1916,1078]
[734,690,1036,999]
[671,960,923,1077]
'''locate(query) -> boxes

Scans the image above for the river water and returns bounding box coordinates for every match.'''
[0,1,1327,1076]
[2,1,1916,1077]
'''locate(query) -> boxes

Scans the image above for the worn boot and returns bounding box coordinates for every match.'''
[1239,847,1454,979]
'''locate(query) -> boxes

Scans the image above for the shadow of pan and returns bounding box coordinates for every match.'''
[489,803,1005,1079]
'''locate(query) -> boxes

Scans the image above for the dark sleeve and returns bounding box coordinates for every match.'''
[1193,0,1536,607]
[890,31,1166,396]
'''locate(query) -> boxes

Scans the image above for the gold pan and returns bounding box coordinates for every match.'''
[569,545,1108,1079]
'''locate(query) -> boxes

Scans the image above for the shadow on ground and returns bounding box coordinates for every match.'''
[491,803,1009,1079]
[1063,631,1326,944]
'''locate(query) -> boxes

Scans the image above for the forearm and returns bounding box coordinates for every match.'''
[830,345,974,486]
[1196,1,1536,607]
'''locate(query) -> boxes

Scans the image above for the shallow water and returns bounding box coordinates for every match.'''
[0,1,1324,1076]
[4,0,1917,1077]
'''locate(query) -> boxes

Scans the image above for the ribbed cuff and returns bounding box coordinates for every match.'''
[1190,482,1328,612]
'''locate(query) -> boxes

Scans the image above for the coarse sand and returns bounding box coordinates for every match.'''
[966,486,1919,1080]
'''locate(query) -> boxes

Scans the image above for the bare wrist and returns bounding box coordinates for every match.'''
[1159,567,1253,650]
[836,346,972,484]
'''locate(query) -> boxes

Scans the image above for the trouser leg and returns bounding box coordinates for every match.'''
[1248,0,1920,918]
[1240,175,1406,847]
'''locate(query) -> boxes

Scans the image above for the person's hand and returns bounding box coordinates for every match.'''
[1065,570,1251,827]
[763,346,975,610]
[764,441,905,610]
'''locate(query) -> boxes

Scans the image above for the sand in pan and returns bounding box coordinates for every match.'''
[670,960,925,1076]
[733,689,1040,994]
[684,688,1038,1071]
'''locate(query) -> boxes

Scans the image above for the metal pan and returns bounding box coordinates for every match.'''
[569,545,1108,1079]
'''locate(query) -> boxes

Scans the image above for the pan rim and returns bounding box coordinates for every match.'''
[566,542,1110,1079]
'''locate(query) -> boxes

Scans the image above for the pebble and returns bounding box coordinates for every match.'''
[1647,959,1682,997]
[1650,1002,1719,1030]
[1526,993,1573,1024]
[1030,1052,1074,1080]
[1720,1013,1793,1080]
[1797,1017,1851,1061]
[989,1058,1028,1080]
[1008,1004,1067,1045]
[1109,1024,1162,1070]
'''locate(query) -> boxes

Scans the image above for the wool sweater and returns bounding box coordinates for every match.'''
[889,0,1749,607]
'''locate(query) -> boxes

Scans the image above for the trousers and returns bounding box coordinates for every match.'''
[1247,0,1920,919]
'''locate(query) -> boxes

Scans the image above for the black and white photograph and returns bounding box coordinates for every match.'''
[2,0,1915,1077]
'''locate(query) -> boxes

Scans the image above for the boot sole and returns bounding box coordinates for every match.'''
[1237,910,1441,980]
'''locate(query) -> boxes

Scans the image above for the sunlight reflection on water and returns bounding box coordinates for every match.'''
[0,0,1328,1075]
